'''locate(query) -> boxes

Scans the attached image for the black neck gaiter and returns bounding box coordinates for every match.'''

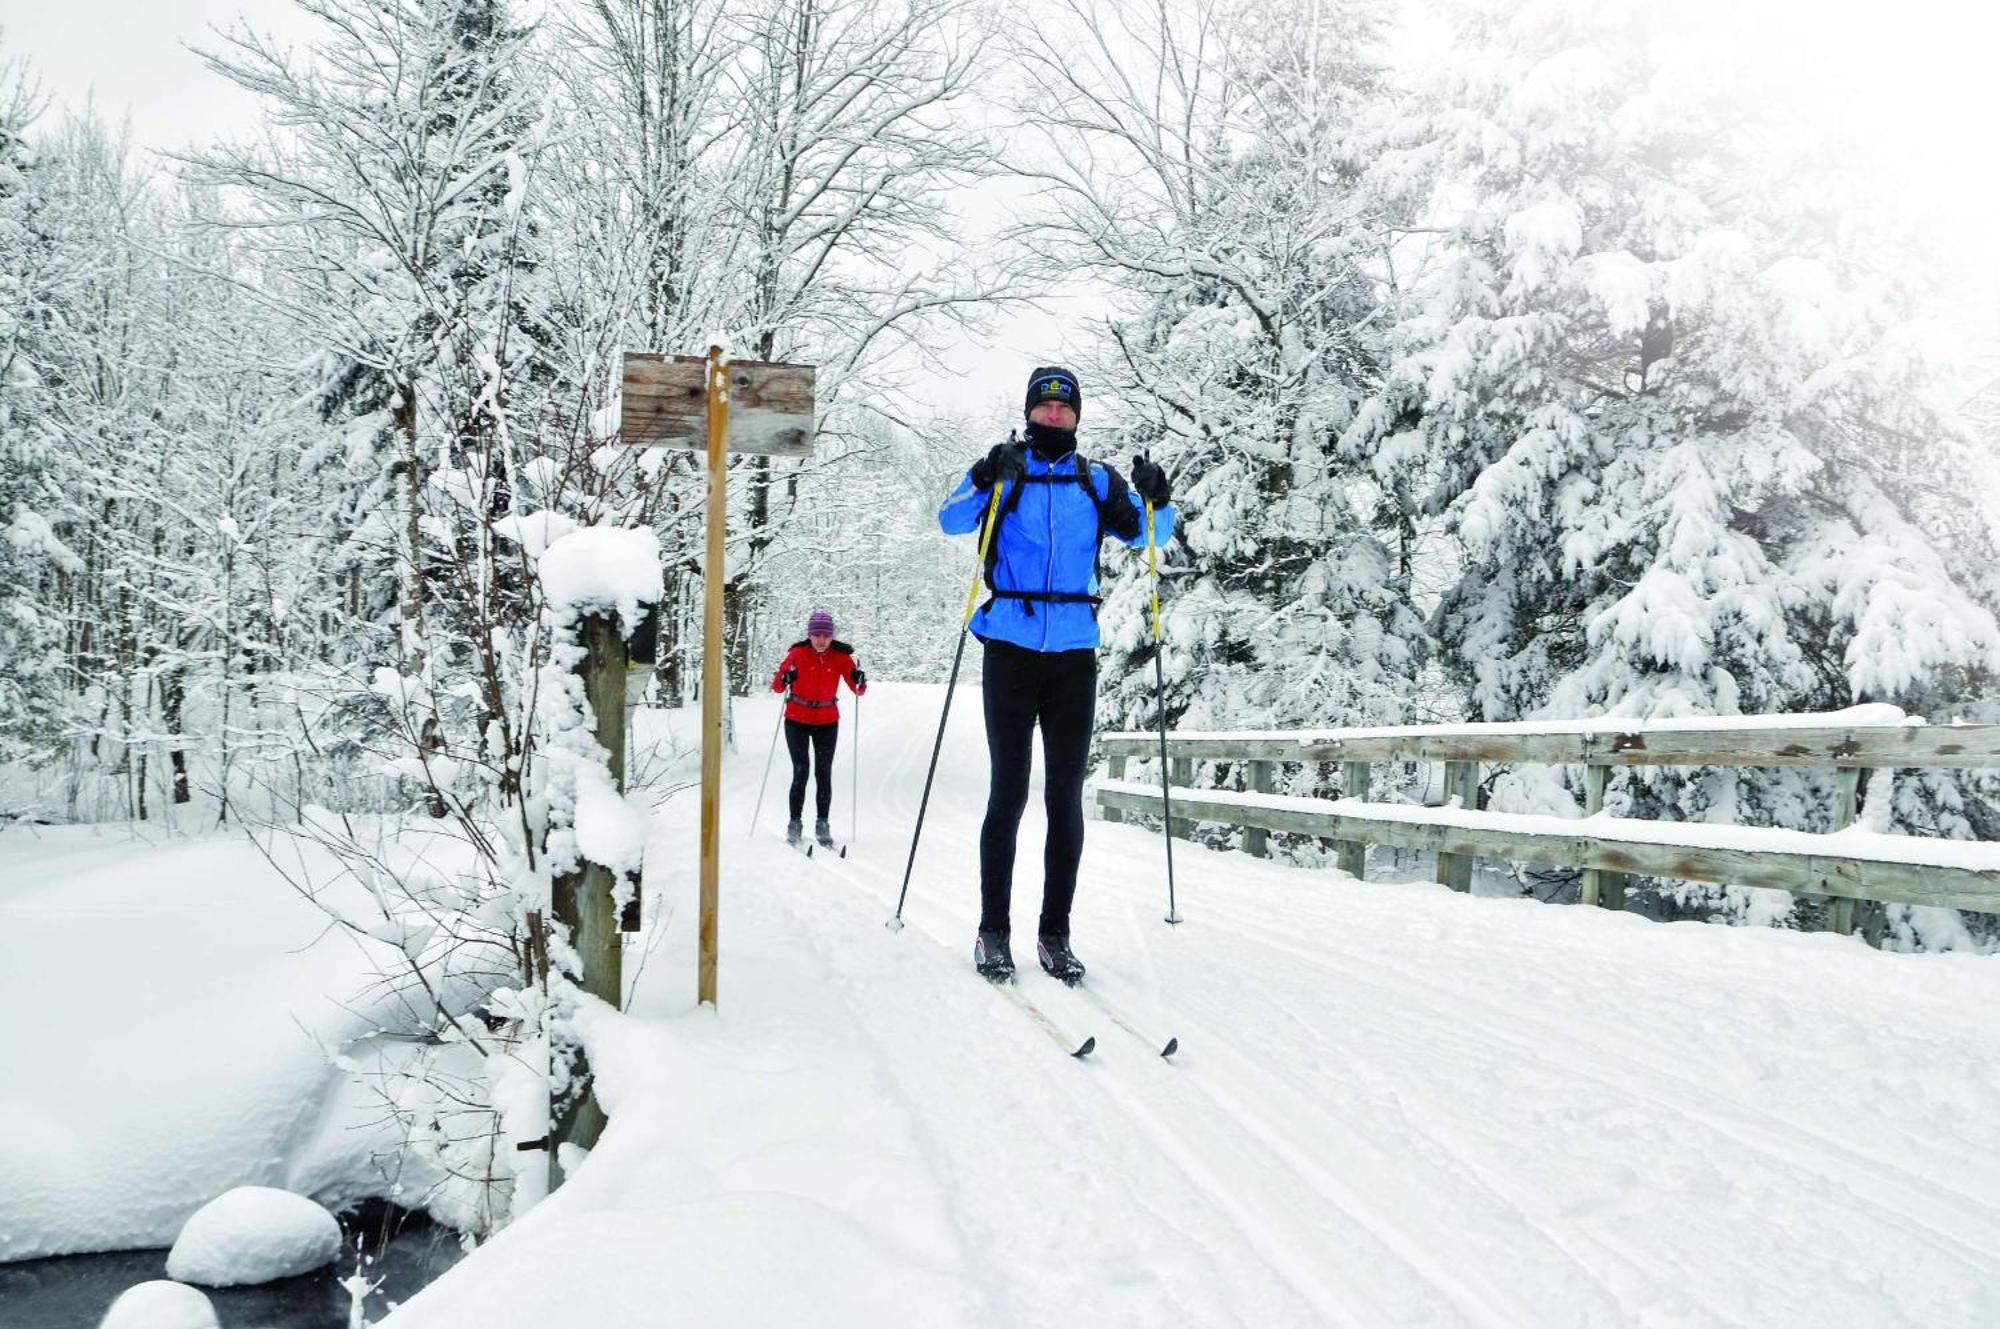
[1023,422,1077,461]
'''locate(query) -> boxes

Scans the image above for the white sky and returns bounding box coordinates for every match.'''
[0,0,317,150]
[0,0,1059,435]
[5,0,1995,421]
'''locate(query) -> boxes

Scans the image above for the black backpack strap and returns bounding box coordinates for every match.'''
[1081,453,1105,601]
[980,450,1108,619]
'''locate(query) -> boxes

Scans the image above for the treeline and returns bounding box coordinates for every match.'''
[3,0,1997,938]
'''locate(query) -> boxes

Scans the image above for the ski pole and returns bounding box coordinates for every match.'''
[890,480,1006,931]
[850,692,860,847]
[749,700,785,840]
[1145,496,1182,925]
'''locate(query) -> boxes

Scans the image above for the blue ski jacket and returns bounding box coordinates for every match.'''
[938,447,1176,653]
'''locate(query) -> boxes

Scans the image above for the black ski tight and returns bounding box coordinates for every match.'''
[785,719,838,822]
[978,639,1097,938]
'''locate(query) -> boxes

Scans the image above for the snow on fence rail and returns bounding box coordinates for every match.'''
[1095,708,2000,934]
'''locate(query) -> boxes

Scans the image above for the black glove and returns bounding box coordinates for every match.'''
[852,667,867,688]
[1131,452,1171,507]
[782,666,798,686]
[969,440,1028,491]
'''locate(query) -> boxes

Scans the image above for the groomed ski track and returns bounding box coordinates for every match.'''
[387,681,2000,1329]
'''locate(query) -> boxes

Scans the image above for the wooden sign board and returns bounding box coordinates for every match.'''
[620,352,815,456]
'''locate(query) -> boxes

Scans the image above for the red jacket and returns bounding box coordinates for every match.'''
[770,640,864,724]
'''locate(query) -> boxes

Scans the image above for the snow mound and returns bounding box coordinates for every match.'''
[99,1280,219,1329]
[164,1186,343,1287]
[537,526,660,632]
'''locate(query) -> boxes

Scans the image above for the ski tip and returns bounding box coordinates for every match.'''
[1160,1037,1180,1059]
[805,844,815,858]
[1072,1036,1097,1058]
[840,845,848,859]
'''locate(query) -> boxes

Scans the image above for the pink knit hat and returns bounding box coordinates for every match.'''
[806,609,835,636]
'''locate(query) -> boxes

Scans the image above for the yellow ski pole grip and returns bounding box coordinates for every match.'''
[964,482,1006,627]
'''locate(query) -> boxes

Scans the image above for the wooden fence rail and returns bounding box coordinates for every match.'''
[1099,721,2000,769]
[1095,716,2000,935]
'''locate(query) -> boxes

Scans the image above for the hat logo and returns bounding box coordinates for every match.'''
[1038,377,1073,399]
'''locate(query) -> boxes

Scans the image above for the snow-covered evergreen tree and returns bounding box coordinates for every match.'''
[197,0,550,683]
[1012,0,1431,819]
[1347,0,2000,920]
[1361,0,1997,722]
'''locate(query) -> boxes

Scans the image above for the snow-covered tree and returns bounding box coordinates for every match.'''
[1008,0,1432,822]
[0,49,68,773]
[711,0,1003,689]
[1361,0,1997,724]
[195,0,552,689]
[1347,0,2000,921]
[757,411,973,680]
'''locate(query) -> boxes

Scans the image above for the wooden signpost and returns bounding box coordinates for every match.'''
[619,348,816,1008]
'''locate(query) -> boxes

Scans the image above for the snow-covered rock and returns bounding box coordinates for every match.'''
[98,1280,219,1329]
[165,1186,343,1286]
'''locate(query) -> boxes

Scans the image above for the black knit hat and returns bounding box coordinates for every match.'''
[1024,366,1082,419]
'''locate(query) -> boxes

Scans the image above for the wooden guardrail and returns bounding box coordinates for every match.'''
[1096,714,2000,935]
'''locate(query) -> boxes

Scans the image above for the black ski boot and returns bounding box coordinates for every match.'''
[1037,934,1086,985]
[786,819,804,848]
[815,818,835,848]
[974,929,1015,983]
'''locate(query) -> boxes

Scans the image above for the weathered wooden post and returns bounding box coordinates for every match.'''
[1436,760,1479,892]
[1336,759,1369,879]
[620,349,816,1009]
[548,611,632,1177]
[1579,764,1627,909]
[1170,756,1194,839]
[1576,764,1624,908]
[618,610,657,933]
[1245,760,1273,857]
[694,350,730,1008]
[1826,766,1865,935]
[1103,753,1126,824]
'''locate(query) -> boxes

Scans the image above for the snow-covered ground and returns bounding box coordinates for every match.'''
[392,682,2000,1328]
[0,823,471,1264]
[7,680,2000,1326]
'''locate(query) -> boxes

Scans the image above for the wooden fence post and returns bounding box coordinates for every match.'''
[1827,767,1864,935]
[1336,760,1369,879]
[1170,756,1194,839]
[1580,764,1626,910]
[1246,760,1272,857]
[1435,760,1478,892]
[1104,754,1126,824]
[548,611,631,1185]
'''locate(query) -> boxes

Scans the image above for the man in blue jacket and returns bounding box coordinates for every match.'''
[938,367,1174,983]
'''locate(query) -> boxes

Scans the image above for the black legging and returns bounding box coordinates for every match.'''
[978,639,1097,938]
[785,718,838,822]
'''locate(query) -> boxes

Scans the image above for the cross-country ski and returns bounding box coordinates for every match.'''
[988,978,1096,1060]
[1062,982,1180,1060]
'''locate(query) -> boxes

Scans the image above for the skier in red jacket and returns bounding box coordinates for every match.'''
[769,609,867,848]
